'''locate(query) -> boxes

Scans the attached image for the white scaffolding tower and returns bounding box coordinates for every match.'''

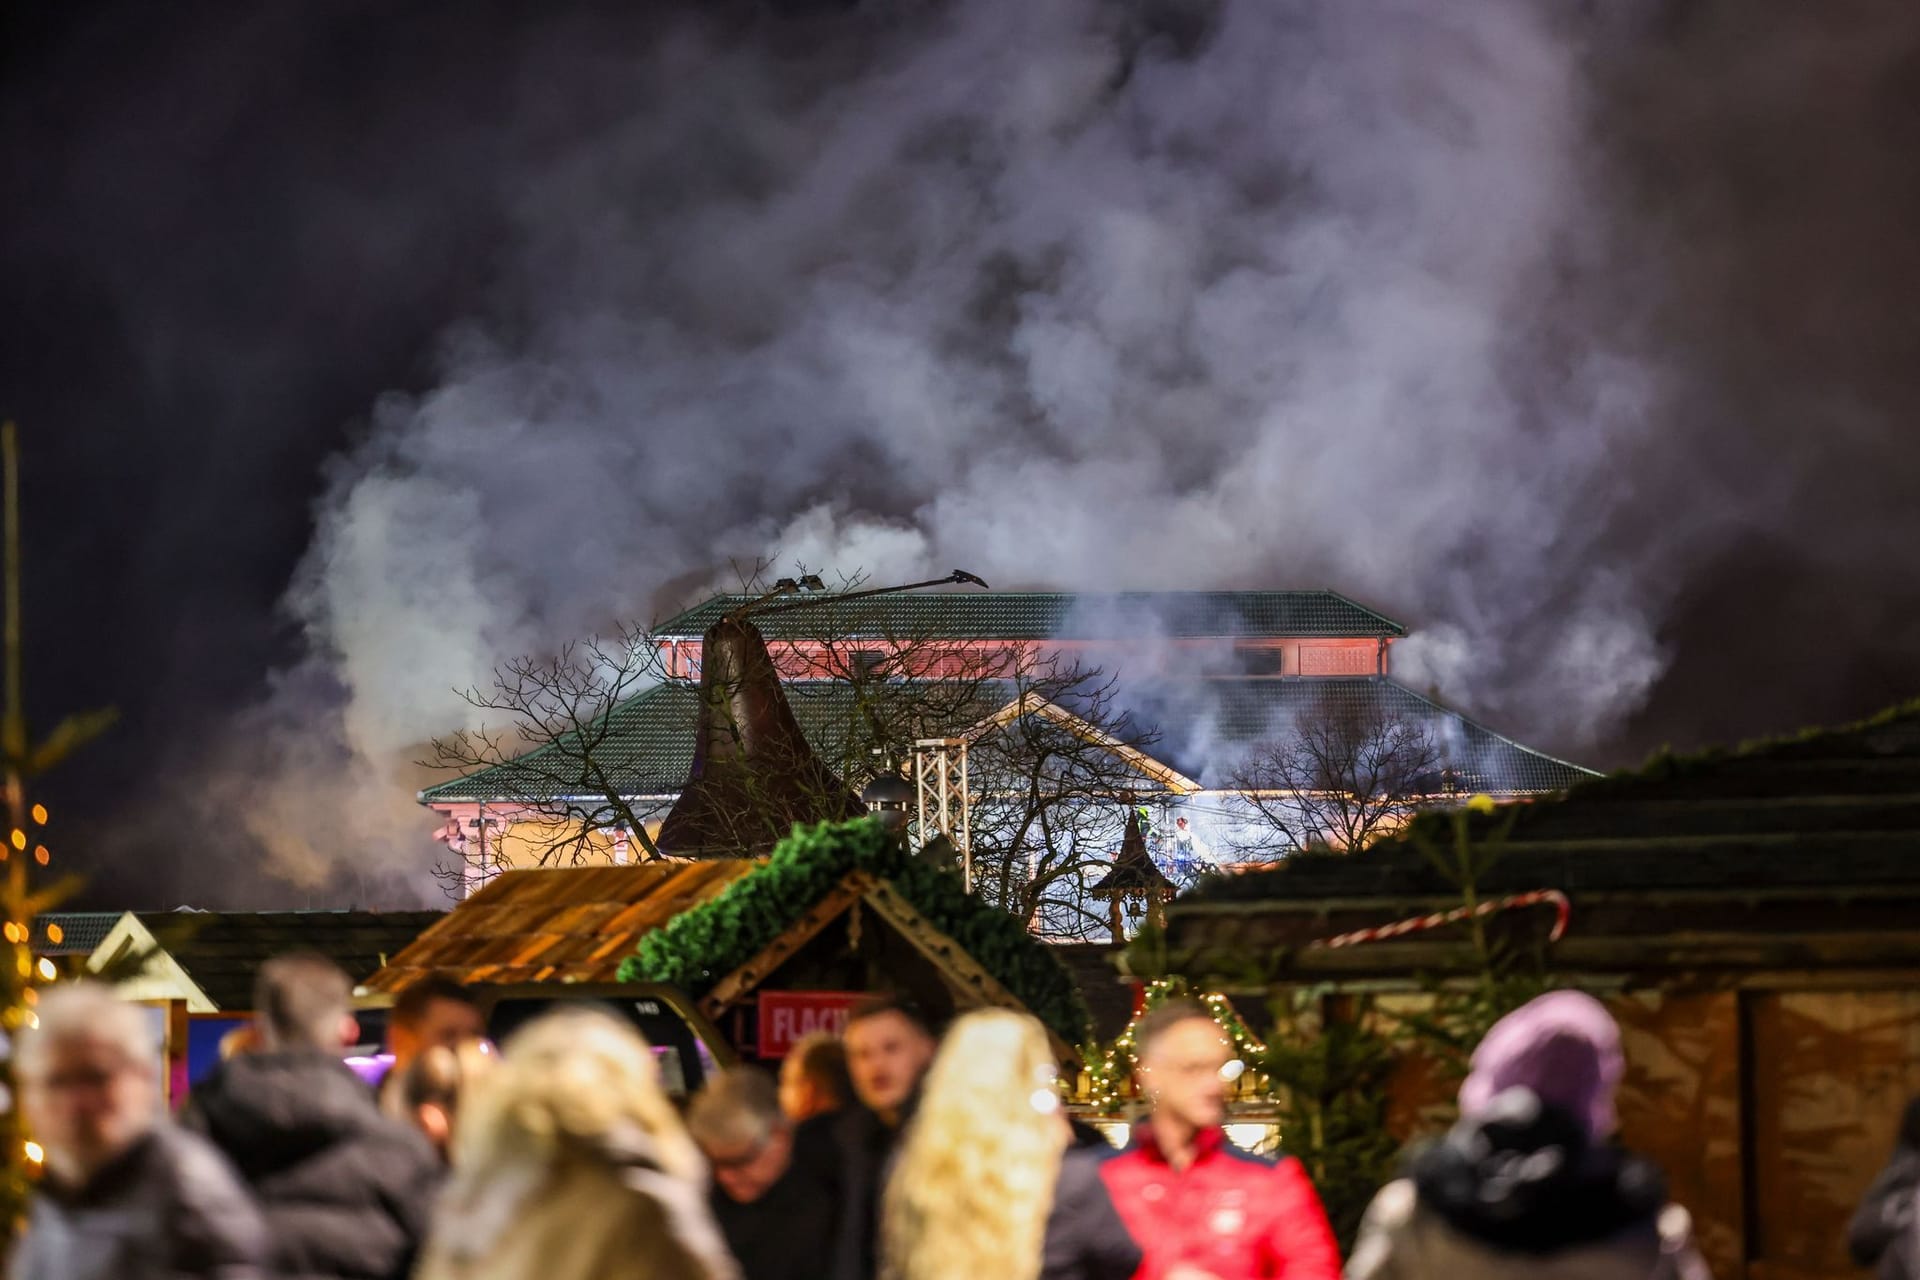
[913,736,972,892]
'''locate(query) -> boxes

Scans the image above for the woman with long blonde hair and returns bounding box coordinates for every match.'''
[881,1009,1140,1280]
[414,1006,740,1280]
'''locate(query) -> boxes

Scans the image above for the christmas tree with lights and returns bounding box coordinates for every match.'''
[0,423,114,1234]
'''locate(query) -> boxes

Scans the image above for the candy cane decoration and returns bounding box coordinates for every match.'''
[1308,888,1571,950]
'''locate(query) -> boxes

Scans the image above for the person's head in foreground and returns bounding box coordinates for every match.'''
[688,1067,796,1205]
[254,950,358,1052]
[398,1037,496,1161]
[16,982,161,1185]
[450,1005,701,1181]
[1458,988,1623,1142]
[418,1005,738,1280]
[388,973,485,1073]
[842,995,936,1127]
[777,1030,851,1123]
[882,1009,1068,1280]
[1133,998,1237,1139]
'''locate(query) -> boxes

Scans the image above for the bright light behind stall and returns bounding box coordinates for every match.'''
[1224,1123,1282,1155]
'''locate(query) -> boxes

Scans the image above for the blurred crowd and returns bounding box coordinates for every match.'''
[10,959,1918,1279]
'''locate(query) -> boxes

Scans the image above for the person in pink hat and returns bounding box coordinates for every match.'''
[1346,990,1711,1280]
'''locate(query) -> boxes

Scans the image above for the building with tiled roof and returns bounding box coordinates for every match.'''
[654,590,1407,642]
[422,588,1592,891]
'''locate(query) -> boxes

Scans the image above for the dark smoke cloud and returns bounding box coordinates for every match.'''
[7,0,1920,904]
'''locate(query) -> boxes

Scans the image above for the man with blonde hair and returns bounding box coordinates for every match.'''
[11,981,270,1279]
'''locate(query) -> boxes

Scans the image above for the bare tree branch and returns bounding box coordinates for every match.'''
[1225,690,1448,858]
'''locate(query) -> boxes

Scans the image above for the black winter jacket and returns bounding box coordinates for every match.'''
[1039,1145,1142,1280]
[8,1123,271,1280]
[183,1051,442,1280]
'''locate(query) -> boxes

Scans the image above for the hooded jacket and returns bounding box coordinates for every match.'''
[1099,1124,1340,1280]
[1851,1098,1920,1280]
[1345,1096,1710,1280]
[413,1123,740,1280]
[182,1051,442,1280]
[8,1123,271,1280]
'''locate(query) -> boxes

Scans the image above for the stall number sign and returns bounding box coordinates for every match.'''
[757,991,861,1059]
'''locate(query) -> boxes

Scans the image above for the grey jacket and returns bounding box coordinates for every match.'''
[8,1123,270,1280]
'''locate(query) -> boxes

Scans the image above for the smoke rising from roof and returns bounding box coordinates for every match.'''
[16,0,1920,903]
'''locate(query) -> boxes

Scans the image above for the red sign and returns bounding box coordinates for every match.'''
[757,990,861,1060]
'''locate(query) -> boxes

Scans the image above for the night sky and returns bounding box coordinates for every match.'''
[5,0,1920,907]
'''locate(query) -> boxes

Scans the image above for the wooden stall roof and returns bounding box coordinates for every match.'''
[364,861,755,992]
[694,870,1088,1060]
[1164,698,1920,982]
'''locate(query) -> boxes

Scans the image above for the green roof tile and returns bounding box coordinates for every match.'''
[654,590,1406,640]
[422,675,1589,804]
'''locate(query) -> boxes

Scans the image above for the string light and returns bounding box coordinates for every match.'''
[35,958,54,982]
[7,830,21,852]
[1079,977,1271,1114]
[29,804,46,826]
[44,924,60,945]
[22,1142,41,1166]
[32,846,46,866]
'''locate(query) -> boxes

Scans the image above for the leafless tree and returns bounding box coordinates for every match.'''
[1224,691,1446,858]
[423,622,678,890]
[422,569,1164,925]
[964,649,1165,939]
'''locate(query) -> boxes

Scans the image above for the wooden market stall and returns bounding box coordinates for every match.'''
[1161,698,1920,1280]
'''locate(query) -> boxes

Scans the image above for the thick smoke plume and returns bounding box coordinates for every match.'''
[167,0,1920,897]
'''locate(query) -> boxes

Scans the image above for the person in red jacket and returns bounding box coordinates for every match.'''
[1100,999,1341,1280]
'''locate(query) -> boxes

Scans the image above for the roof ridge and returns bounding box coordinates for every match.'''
[1316,588,1409,637]
[1388,680,1601,779]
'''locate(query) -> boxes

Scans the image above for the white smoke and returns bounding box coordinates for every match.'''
[234,0,1713,891]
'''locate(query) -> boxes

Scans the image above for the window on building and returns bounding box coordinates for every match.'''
[1237,645,1284,676]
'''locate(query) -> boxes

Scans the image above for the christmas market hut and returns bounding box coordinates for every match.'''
[82,908,444,1100]
[621,817,1093,1061]
[1156,697,1920,1280]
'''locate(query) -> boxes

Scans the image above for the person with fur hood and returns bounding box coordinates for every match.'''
[412,1005,740,1280]
[1346,990,1710,1280]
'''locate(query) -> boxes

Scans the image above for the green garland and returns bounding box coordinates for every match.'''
[619,818,1092,1043]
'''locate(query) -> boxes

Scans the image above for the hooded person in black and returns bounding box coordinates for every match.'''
[1852,1098,1920,1280]
[182,952,442,1280]
[1347,991,1708,1280]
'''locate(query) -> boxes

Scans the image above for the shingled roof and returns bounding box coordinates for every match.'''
[420,679,996,804]
[1164,698,1920,980]
[655,590,1407,641]
[424,674,1590,805]
[35,911,123,957]
[1140,677,1593,793]
[364,862,753,992]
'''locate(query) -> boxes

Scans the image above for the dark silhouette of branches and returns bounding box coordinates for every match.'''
[1226,691,1444,857]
